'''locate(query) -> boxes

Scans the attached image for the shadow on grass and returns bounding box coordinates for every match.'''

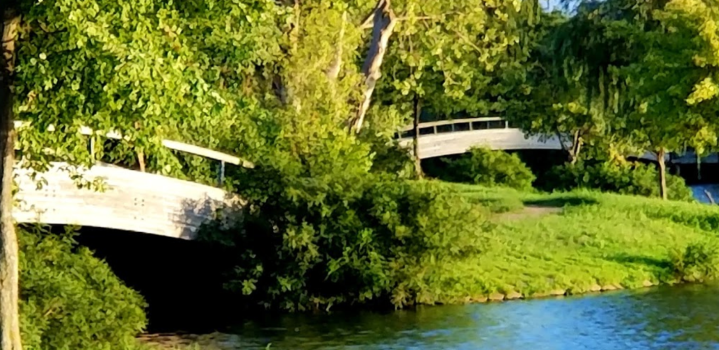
[523,195,599,208]
[466,197,523,213]
[605,253,671,270]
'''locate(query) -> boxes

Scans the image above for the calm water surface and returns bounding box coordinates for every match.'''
[149,284,719,350]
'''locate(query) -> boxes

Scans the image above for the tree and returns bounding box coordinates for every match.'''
[1,3,22,348]
[507,4,638,165]
[370,0,532,176]
[541,0,719,200]
[617,0,719,199]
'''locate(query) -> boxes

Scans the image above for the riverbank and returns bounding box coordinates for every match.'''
[140,283,719,349]
[427,182,719,302]
[139,183,719,349]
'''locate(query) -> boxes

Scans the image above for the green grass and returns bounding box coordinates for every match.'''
[427,182,719,300]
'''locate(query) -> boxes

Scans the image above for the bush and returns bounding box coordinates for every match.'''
[544,161,693,201]
[20,226,147,350]
[199,173,491,311]
[670,241,719,282]
[441,147,536,190]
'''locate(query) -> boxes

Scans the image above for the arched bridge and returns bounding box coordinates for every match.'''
[12,122,246,240]
[397,117,565,159]
[397,117,663,161]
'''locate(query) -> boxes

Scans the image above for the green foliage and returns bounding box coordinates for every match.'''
[544,161,693,201]
[365,136,416,178]
[19,226,147,350]
[370,0,537,135]
[199,175,490,311]
[440,147,536,190]
[14,0,285,183]
[671,241,719,282]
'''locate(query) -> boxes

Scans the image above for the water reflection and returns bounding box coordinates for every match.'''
[148,284,719,349]
[690,184,719,204]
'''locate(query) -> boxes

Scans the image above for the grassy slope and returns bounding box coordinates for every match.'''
[432,183,719,299]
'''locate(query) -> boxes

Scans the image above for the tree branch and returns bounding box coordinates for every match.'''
[361,10,452,29]
[453,30,483,55]
[326,11,347,81]
[350,0,398,133]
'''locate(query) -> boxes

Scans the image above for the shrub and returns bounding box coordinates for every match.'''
[20,226,147,350]
[199,173,491,311]
[441,147,536,190]
[544,161,693,201]
[670,241,719,282]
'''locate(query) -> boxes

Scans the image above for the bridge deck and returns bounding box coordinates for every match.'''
[399,128,565,159]
[13,163,240,240]
[398,117,666,161]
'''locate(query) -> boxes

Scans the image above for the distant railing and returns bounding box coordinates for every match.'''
[397,117,518,139]
[394,117,676,163]
[13,121,253,187]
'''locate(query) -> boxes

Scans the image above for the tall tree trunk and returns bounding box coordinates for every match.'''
[413,96,423,179]
[0,11,22,350]
[657,148,667,200]
[349,0,397,133]
[569,130,582,165]
[697,152,701,181]
[326,11,346,81]
[137,151,146,172]
[554,127,572,164]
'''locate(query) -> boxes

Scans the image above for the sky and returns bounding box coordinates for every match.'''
[542,0,563,10]
[541,0,583,12]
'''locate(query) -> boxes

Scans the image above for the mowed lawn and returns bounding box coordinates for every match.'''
[426,182,719,300]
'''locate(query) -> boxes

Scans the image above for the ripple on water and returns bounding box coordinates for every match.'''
[144,283,719,350]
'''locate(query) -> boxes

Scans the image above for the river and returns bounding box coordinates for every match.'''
[690,183,719,204]
[143,283,719,349]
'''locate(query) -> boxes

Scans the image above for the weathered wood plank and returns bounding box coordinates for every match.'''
[12,162,242,240]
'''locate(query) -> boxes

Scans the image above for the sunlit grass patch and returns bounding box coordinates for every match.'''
[420,182,719,301]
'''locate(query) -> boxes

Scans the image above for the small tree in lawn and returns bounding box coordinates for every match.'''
[620,0,719,200]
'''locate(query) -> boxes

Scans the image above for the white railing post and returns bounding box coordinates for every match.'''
[89,137,95,160]
[217,160,226,187]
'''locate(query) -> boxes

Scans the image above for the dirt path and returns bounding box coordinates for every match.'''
[495,205,562,221]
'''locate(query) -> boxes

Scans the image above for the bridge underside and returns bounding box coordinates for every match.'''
[14,163,241,240]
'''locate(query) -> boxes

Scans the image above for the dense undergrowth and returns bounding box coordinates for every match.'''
[435,149,693,201]
[543,161,693,201]
[200,173,492,311]
[19,226,147,350]
[437,147,536,190]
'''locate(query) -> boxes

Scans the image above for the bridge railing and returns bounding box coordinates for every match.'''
[13,121,252,187]
[397,117,518,139]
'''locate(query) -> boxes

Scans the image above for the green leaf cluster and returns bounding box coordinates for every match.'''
[438,147,536,190]
[19,226,147,350]
[199,173,490,311]
[544,161,693,201]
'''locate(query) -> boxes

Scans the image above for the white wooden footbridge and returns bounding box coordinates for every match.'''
[12,122,247,241]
